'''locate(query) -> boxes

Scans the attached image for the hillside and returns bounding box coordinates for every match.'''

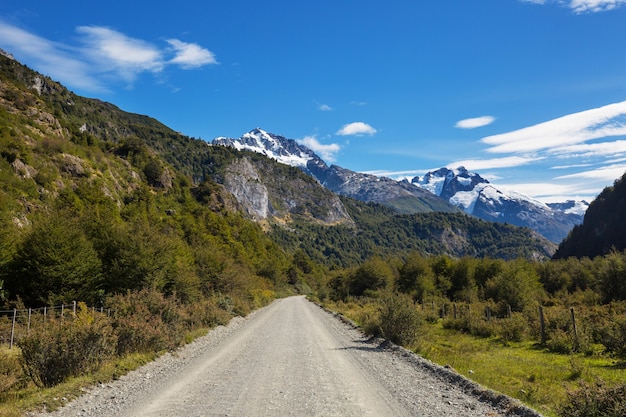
[0,52,560,308]
[554,171,626,259]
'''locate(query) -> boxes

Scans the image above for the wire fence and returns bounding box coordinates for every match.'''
[0,302,113,349]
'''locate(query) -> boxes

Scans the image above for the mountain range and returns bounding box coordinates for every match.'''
[213,129,588,243]
[0,51,557,266]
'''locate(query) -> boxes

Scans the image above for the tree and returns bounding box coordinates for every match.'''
[397,253,434,301]
[348,256,393,296]
[484,259,543,313]
[5,213,102,306]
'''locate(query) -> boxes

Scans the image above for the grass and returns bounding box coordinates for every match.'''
[0,327,211,417]
[327,300,626,417]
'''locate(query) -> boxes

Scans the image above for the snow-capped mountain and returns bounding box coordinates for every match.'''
[213,128,328,178]
[212,129,458,213]
[212,129,587,242]
[411,167,588,242]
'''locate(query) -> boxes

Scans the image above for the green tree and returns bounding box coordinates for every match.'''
[348,256,393,296]
[484,259,543,312]
[397,252,435,301]
[5,213,102,306]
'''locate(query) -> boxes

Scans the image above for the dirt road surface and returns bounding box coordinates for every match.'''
[35,296,541,417]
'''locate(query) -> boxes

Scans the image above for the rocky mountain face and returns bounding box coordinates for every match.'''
[411,167,588,243]
[221,154,352,226]
[213,129,459,214]
[213,131,587,243]
[0,53,558,263]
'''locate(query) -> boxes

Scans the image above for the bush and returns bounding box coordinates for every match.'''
[559,381,626,417]
[18,304,116,387]
[110,289,184,355]
[378,292,421,346]
[498,312,529,343]
[0,349,24,394]
[594,315,626,357]
[546,328,574,354]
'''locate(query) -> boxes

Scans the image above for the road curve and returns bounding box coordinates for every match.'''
[36,296,541,417]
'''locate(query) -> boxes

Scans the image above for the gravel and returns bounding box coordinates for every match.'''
[30,296,543,417]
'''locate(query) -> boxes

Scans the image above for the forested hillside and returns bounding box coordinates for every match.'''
[554,171,626,259]
[0,51,559,309]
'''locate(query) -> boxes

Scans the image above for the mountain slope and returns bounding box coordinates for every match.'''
[554,171,626,259]
[411,167,587,243]
[213,129,459,214]
[0,52,556,276]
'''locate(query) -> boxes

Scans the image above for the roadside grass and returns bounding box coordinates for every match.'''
[327,300,626,417]
[0,328,210,417]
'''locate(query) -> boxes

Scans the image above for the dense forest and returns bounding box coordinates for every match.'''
[554,171,626,259]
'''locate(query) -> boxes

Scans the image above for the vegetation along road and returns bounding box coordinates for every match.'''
[35,296,540,417]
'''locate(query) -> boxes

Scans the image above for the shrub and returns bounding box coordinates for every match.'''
[498,312,529,343]
[546,328,574,354]
[559,381,626,417]
[593,315,626,357]
[18,304,116,387]
[0,349,24,394]
[110,289,183,355]
[378,292,421,346]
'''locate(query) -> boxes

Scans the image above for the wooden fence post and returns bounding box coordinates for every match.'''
[539,306,546,345]
[10,309,16,349]
[570,307,579,351]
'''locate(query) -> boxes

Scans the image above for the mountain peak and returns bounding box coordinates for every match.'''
[412,166,587,242]
[212,129,328,175]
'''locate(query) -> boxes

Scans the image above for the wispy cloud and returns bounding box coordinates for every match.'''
[521,0,626,13]
[0,21,106,91]
[298,136,340,162]
[0,21,217,92]
[446,155,540,171]
[319,104,333,111]
[455,116,495,129]
[554,163,626,180]
[336,122,377,136]
[481,100,626,154]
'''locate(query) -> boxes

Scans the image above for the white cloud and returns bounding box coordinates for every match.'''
[522,0,626,13]
[167,39,217,68]
[446,156,539,171]
[455,116,495,129]
[319,104,333,111]
[570,0,626,13]
[298,136,340,162]
[495,181,599,202]
[555,163,626,180]
[549,140,626,158]
[0,21,217,92]
[0,20,107,91]
[481,100,626,154]
[77,26,164,81]
[336,122,377,136]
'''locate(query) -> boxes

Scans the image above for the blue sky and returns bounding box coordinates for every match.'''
[2,1,626,203]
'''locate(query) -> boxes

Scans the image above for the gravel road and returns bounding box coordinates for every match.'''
[33,296,542,417]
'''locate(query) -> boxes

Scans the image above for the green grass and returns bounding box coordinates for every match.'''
[415,324,626,417]
[327,301,626,417]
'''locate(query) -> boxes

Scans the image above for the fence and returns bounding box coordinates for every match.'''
[0,302,112,349]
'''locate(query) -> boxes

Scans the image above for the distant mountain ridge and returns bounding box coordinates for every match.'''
[0,52,557,264]
[411,167,588,243]
[213,130,587,242]
[213,129,459,214]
